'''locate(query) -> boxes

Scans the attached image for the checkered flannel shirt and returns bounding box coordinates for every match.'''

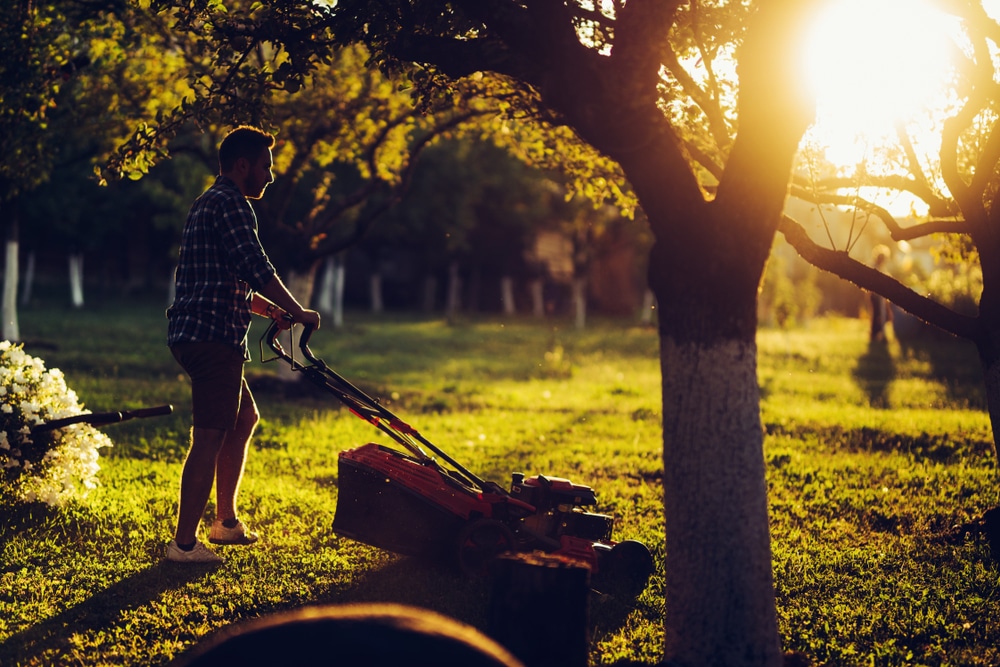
[167,176,276,356]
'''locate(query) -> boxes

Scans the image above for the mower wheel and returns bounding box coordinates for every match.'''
[595,540,654,599]
[457,519,516,576]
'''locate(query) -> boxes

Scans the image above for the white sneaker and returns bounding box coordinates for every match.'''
[166,539,222,563]
[209,519,259,545]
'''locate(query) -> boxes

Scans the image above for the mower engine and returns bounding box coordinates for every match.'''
[510,472,614,544]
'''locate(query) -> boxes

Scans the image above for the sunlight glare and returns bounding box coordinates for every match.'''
[803,0,957,165]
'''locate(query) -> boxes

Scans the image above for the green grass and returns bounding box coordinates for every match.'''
[1,304,998,666]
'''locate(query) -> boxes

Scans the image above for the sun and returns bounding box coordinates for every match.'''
[801,0,959,166]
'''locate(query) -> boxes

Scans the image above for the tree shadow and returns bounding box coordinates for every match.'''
[892,308,985,409]
[852,337,895,408]
[0,561,217,665]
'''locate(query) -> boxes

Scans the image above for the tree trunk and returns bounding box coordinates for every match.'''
[69,252,84,309]
[20,251,34,307]
[644,198,784,667]
[3,221,20,342]
[316,255,346,328]
[468,268,481,313]
[446,261,461,323]
[983,353,1000,460]
[370,272,383,315]
[659,335,780,666]
[422,276,436,314]
[572,277,586,330]
[500,276,516,316]
[640,288,655,325]
[529,279,544,318]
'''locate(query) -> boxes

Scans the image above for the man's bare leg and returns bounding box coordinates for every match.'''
[174,427,227,546]
[215,381,259,522]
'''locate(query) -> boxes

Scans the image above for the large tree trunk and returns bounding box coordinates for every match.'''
[648,211,782,666]
[660,336,779,665]
[634,5,813,661]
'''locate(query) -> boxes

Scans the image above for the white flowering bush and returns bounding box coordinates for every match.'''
[0,341,112,506]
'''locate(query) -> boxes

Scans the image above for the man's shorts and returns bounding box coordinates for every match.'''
[170,342,248,431]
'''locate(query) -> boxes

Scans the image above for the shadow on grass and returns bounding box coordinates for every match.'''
[0,562,216,665]
[892,309,986,409]
[852,338,895,408]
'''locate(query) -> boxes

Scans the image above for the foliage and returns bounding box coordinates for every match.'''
[252,44,514,271]
[0,0,94,200]
[0,342,113,506]
[0,0,182,202]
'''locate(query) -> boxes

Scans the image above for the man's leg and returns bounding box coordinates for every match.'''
[175,427,227,545]
[215,380,259,522]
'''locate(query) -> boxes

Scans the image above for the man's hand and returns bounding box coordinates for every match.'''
[256,276,321,331]
[293,308,321,330]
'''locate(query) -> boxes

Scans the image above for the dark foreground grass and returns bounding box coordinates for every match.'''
[1,302,998,666]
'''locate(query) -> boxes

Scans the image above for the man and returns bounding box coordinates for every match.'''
[165,126,321,563]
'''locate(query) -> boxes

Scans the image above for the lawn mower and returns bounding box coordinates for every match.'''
[262,320,654,597]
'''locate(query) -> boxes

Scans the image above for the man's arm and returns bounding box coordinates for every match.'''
[254,275,321,329]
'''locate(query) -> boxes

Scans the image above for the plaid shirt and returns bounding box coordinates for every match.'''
[167,176,276,355]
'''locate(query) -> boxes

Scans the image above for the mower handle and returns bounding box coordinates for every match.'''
[263,319,321,367]
[32,404,173,434]
[298,324,322,366]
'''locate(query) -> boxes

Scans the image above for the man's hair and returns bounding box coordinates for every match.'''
[218,126,275,173]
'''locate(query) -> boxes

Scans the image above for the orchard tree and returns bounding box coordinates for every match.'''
[122,1,820,664]
[327,3,817,666]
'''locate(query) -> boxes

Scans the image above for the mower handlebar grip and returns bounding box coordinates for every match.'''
[299,324,322,365]
[265,319,289,360]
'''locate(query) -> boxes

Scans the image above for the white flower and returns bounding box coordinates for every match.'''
[0,344,112,506]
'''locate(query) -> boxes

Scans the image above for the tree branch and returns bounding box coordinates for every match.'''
[779,215,982,342]
[787,183,970,241]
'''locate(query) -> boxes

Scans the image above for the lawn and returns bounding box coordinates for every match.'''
[1,302,998,666]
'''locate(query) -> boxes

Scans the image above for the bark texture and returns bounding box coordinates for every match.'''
[661,337,779,667]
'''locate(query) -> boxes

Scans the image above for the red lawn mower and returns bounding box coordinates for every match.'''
[263,321,654,597]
